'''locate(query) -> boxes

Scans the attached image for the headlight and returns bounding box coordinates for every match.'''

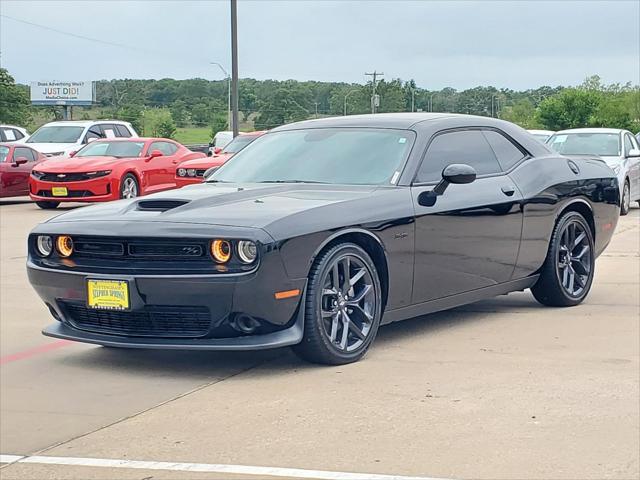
[210,239,231,263]
[31,170,44,179]
[237,241,257,263]
[36,235,53,257]
[612,164,621,174]
[177,168,187,177]
[56,235,74,257]
[85,170,111,178]
[187,169,197,177]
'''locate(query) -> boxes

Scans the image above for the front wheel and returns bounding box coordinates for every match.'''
[620,179,630,216]
[35,201,59,209]
[531,211,595,307]
[293,243,383,365]
[120,174,139,199]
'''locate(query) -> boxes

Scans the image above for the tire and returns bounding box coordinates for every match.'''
[620,179,630,216]
[293,243,383,365]
[35,201,59,209]
[120,174,139,199]
[531,211,595,307]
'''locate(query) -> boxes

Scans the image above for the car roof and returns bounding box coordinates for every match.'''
[528,129,554,134]
[272,112,460,131]
[89,137,174,142]
[38,120,131,127]
[555,128,625,134]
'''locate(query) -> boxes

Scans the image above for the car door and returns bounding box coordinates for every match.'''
[410,128,524,304]
[145,141,180,191]
[10,146,37,195]
[624,132,640,201]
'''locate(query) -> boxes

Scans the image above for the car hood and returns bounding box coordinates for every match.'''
[35,156,129,172]
[44,182,380,232]
[178,153,233,169]
[598,156,623,168]
[24,143,76,155]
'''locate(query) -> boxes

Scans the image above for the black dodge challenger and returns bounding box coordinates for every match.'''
[27,113,620,365]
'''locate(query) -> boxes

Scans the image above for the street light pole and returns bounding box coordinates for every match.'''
[210,62,231,131]
[343,89,357,116]
[230,0,239,137]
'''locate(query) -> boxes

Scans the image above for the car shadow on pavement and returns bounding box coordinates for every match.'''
[53,291,544,376]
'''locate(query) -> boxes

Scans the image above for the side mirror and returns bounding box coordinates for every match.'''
[12,156,29,167]
[418,163,477,207]
[68,151,77,158]
[628,148,640,158]
[213,147,222,155]
[149,150,163,158]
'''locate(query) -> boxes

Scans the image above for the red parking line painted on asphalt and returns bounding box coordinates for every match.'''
[0,340,74,365]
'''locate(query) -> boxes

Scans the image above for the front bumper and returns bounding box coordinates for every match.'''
[29,176,118,202]
[28,259,307,350]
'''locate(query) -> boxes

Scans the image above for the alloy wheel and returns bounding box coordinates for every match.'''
[121,177,138,199]
[556,219,592,297]
[622,182,630,213]
[319,254,376,353]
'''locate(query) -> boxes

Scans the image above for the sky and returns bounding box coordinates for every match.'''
[1,0,639,90]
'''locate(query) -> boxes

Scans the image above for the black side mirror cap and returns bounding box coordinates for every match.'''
[418,163,477,207]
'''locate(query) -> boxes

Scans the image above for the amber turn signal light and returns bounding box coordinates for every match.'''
[56,235,74,257]
[274,289,301,300]
[210,239,231,263]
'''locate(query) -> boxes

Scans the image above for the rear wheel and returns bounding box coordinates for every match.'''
[120,174,139,199]
[531,211,595,307]
[293,243,382,365]
[35,201,59,209]
[620,179,630,216]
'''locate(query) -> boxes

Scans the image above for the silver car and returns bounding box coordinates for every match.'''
[547,128,640,215]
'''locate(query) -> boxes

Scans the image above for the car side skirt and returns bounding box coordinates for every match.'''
[381,275,539,325]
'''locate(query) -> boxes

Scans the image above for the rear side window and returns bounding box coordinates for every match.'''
[85,126,103,142]
[416,130,502,183]
[482,130,526,171]
[115,124,132,137]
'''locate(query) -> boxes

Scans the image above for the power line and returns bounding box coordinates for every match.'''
[0,14,209,64]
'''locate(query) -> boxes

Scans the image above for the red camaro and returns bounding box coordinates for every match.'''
[29,138,206,209]
[175,131,266,187]
[0,143,46,198]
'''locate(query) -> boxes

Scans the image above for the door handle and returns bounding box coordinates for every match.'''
[501,185,516,196]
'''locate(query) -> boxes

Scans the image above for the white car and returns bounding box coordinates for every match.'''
[547,128,640,215]
[527,129,555,143]
[208,130,233,156]
[0,125,29,143]
[25,120,138,157]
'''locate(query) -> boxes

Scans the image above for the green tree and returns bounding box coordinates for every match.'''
[499,99,541,128]
[142,108,176,138]
[0,68,32,125]
[537,88,601,130]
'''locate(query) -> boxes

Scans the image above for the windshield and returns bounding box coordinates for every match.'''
[27,125,84,144]
[223,135,258,154]
[75,141,146,158]
[0,146,9,162]
[211,128,415,185]
[548,133,621,156]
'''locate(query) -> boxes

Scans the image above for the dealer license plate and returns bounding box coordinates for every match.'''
[87,279,130,310]
[51,186,68,197]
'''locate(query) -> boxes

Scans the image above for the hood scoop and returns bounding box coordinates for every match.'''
[136,199,191,212]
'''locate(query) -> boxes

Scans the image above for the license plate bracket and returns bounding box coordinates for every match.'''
[87,279,130,310]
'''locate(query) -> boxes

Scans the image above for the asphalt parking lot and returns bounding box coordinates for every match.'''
[1,199,638,480]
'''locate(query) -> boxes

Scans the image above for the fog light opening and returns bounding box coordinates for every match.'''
[233,314,261,334]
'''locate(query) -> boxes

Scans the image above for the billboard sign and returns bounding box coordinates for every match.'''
[30,81,95,106]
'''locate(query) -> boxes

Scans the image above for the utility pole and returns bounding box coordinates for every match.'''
[230,0,239,137]
[365,71,383,113]
[314,102,319,118]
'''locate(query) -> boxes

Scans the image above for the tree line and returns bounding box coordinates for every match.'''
[2,68,638,139]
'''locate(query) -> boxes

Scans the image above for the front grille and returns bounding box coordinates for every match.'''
[61,301,211,338]
[37,190,94,198]
[72,237,208,259]
[38,172,94,182]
